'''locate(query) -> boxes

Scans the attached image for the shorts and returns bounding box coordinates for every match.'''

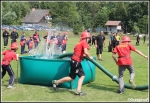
[96,46,103,54]
[69,59,85,79]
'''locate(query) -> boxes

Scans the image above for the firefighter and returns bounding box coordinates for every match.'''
[1,42,19,89]
[52,31,93,96]
[112,36,148,94]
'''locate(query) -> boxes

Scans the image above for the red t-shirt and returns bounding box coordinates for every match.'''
[1,50,17,65]
[72,40,90,62]
[112,43,136,66]
[29,41,34,49]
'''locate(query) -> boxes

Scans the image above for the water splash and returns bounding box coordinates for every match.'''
[28,29,62,59]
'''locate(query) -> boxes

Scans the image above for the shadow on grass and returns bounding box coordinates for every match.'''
[85,82,118,93]
[48,87,70,93]
[47,87,76,95]
[86,82,149,93]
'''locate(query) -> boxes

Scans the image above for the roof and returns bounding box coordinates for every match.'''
[22,9,49,23]
[105,21,121,26]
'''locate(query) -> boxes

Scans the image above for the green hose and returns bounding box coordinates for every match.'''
[56,52,148,90]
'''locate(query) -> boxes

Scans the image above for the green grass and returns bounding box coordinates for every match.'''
[1,30,149,102]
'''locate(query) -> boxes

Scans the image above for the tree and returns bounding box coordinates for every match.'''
[132,22,139,33]
[94,6,109,28]
[138,15,148,34]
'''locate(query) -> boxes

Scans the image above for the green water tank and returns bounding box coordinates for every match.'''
[19,55,96,89]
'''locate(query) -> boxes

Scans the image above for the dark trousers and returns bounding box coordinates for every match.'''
[136,40,140,45]
[3,37,9,47]
[92,40,95,45]
[143,39,146,44]
[34,42,38,48]
[11,39,17,44]
[62,44,66,52]
[1,64,15,86]
[21,45,25,54]
[96,46,103,54]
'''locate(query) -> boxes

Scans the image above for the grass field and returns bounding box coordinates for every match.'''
[1,30,149,102]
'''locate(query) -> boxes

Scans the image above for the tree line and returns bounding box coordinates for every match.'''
[2,1,148,34]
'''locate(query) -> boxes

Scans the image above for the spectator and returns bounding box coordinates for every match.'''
[26,36,34,52]
[91,34,96,47]
[62,32,68,53]
[56,32,63,47]
[10,28,19,44]
[108,33,115,52]
[95,31,106,61]
[143,34,146,44]
[33,31,41,48]
[115,32,121,46]
[3,28,10,49]
[136,34,140,46]
[20,32,27,54]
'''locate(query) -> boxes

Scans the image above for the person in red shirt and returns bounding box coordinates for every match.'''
[1,42,19,89]
[26,36,34,52]
[33,31,41,48]
[52,31,93,96]
[62,32,68,53]
[112,36,148,94]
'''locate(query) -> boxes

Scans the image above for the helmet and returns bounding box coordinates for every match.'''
[64,32,67,35]
[10,42,18,49]
[81,31,90,39]
[121,36,131,43]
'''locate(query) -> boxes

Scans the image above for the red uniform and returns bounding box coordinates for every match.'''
[112,43,136,66]
[33,34,40,42]
[72,40,90,62]
[1,50,17,65]
[20,40,25,46]
[29,41,34,49]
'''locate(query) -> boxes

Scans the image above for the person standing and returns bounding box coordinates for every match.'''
[112,36,148,94]
[26,36,34,52]
[136,34,140,46]
[10,28,19,44]
[3,28,10,49]
[56,32,63,49]
[115,33,121,46]
[20,32,27,54]
[91,34,96,46]
[143,34,146,44]
[52,31,93,96]
[33,31,41,49]
[62,32,68,53]
[95,30,106,61]
[1,42,19,89]
[108,33,115,52]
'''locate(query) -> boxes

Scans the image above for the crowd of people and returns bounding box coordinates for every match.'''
[2,28,68,54]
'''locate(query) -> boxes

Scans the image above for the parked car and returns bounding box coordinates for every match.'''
[24,27,35,31]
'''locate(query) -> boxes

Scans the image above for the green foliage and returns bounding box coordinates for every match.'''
[2,2,31,25]
[133,22,140,33]
[94,6,109,28]
[138,15,148,34]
